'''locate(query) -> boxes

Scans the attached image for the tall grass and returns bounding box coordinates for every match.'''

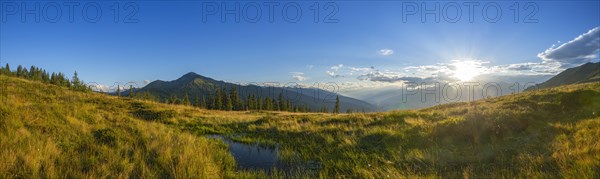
[0,76,234,178]
[1,75,599,178]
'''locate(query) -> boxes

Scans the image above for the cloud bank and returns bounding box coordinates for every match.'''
[538,27,600,67]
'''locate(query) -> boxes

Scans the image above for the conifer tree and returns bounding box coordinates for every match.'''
[246,94,253,110]
[278,93,284,111]
[257,96,263,110]
[334,95,340,114]
[129,85,135,98]
[183,93,191,106]
[230,86,240,110]
[265,97,272,111]
[209,92,216,109]
[71,71,90,92]
[16,65,23,77]
[201,95,207,109]
[22,68,29,79]
[225,91,233,110]
[216,88,223,110]
[117,85,121,97]
[171,95,180,104]
[42,70,49,82]
[273,98,279,111]
[29,66,36,80]
[143,90,151,100]
[4,63,10,75]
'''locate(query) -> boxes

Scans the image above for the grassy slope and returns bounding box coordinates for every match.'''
[1,75,599,178]
[0,76,237,178]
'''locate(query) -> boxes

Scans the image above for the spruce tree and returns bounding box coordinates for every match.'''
[334,95,340,114]
[29,66,36,80]
[129,85,135,98]
[230,86,240,110]
[201,95,207,109]
[265,97,272,111]
[273,98,279,111]
[183,93,191,106]
[246,94,253,110]
[50,72,56,85]
[209,92,216,109]
[256,97,264,110]
[116,85,121,97]
[22,68,29,79]
[16,65,23,77]
[4,63,10,75]
[278,93,284,111]
[71,71,90,92]
[216,88,223,110]
[42,70,49,82]
[225,92,233,110]
[170,95,178,104]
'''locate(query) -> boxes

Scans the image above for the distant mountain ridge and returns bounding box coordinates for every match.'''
[125,72,376,112]
[526,62,600,91]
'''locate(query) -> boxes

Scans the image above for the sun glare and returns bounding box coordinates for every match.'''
[452,60,483,81]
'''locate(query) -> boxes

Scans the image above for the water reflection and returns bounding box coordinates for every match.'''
[206,134,322,176]
[206,135,281,171]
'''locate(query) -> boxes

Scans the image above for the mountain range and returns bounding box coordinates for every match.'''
[123,72,376,112]
[526,62,600,91]
[118,62,599,112]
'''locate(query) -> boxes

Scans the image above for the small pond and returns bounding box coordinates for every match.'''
[206,135,283,171]
[206,134,322,175]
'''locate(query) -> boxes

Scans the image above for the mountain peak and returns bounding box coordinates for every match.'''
[176,72,203,82]
[182,72,201,78]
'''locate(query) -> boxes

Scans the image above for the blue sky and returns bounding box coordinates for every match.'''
[1,1,599,94]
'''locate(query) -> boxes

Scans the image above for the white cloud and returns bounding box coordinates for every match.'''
[349,67,373,73]
[325,64,346,78]
[290,72,308,81]
[143,80,150,85]
[88,83,110,92]
[355,58,566,84]
[490,61,563,75]
[538,27,600,67]
[330,64,344,71]
[378,48,394,56]
[293,75,307,81]
[326,70,343,78]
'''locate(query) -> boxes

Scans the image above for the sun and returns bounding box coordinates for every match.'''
[451,60,483,81]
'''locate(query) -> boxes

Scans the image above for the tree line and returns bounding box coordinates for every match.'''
[1,63,349,113]
[131,85,343,113]
[1,63,90,92]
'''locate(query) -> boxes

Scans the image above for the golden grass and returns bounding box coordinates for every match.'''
[1,75,599,178]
